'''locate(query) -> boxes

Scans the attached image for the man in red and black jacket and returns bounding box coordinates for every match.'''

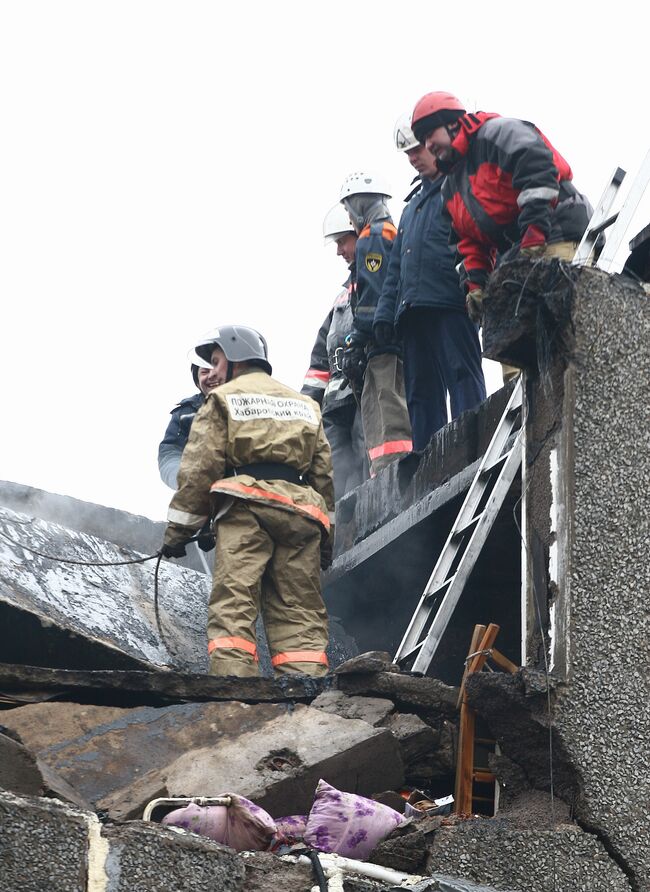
[410,92,592,325]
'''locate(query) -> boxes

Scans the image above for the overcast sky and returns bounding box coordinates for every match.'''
[1,1,648,521]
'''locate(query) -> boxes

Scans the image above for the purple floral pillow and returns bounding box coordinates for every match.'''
[162,794,276,852]
[304,779,404,860]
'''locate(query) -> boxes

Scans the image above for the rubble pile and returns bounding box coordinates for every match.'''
[2,263,649,890]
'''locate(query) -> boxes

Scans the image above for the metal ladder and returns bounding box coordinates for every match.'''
[394,378,523,673]
[573,149,650,272]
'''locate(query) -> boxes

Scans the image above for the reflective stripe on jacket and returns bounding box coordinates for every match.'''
[165,370,334,547]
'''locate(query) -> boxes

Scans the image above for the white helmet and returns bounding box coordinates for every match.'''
[393,112,419,152]
[339,171,391,201]
[323,203,355,245]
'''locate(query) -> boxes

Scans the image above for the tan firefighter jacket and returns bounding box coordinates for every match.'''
[164,369,335,548]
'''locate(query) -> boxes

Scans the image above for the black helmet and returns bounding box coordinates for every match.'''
[188,324,272,378]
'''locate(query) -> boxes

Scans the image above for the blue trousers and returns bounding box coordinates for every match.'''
[401,307,486,451]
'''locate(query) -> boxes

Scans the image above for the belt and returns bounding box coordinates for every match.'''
[225,463,305,485]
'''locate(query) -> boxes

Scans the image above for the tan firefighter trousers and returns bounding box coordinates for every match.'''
[207,499,329,678]
[361,352,413,475]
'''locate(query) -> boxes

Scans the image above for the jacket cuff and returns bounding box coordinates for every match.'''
[521,224,547,249]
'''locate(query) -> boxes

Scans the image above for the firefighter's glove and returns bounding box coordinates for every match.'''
[520,224,547,258]
[465,288,484,325]
[373,321,397,348]
[520,244,546,258]
[341,335,366,384]
[161,542,187,559]
[196,525,215,552]
[320,541,333,571]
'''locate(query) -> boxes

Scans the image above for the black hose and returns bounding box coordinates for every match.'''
[305,849,328,892]
[0,527,160,567]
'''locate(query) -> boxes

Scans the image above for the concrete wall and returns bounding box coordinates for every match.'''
[484,263,650,890]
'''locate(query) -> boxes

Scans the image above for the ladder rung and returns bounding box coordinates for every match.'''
[471,795,495,803]
[424,573,456,601]
[480,451,509,476]
[473,771,496,784]
[474,737,496,745]
[452,514,480,539]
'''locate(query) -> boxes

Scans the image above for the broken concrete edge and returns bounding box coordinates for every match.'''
[423,820,633,892]
[0,662,333,703]
[326,461,478,583]
[0,789,247,892]
[332,383,515,551]
[0,660,459,714]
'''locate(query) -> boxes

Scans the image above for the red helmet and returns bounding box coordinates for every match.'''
[411,91,465,143]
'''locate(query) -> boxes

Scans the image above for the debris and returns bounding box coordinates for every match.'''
[336,670,459,723]
[334,651,398,675]
[404,792,453,818]
[0,731,91,810]
[1,700,404,821]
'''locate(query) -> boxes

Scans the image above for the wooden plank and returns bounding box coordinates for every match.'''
[489,647,519,674]
[468,623,500,675]
[456,624,486,709]
[454,697,476,815]
[473,770,496,784]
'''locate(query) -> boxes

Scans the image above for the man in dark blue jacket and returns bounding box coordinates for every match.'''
[373,115,486,452]
[158,331,223,489]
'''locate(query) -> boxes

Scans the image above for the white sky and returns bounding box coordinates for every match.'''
[1,1,648,521]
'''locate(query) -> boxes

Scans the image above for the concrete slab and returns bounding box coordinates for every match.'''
[0,731,91,810]
[0,500,356,676]
[163,703,404,817]
[1,700,282,820]
[101,821,245,891]
[0,505,208,672]
[2,700,403,821]
[0,662,329,706]
[481,262,650,887]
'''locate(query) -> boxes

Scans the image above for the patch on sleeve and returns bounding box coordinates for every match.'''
[226,393,319,425]
[365,252,383,273]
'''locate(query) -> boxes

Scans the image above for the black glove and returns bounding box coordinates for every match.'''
[373,321,396,348]
[341,334,367,384]
[197,530,215,552]
[161,542,187,559]
[320,543,333,571]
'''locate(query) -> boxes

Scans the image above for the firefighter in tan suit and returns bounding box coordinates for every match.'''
[161,325,334,678]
